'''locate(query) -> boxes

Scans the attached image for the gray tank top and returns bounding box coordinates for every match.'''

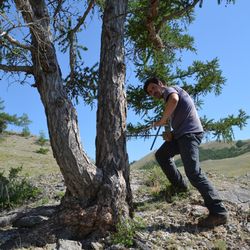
[163,86,203,138]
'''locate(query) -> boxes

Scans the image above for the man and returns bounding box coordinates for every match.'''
[144,77,228,228]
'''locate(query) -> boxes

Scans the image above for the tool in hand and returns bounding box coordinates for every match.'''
[150,126,161,150]
[150,122,171,150]
[126,121,171,150]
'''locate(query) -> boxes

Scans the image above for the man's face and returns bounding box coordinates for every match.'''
[146,82,164,99]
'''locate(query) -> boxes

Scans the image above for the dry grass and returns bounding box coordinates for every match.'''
[201,152,250,177]
[1,133,249,179]
[0,133,59,177]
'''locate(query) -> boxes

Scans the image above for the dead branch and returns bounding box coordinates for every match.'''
[0,31,33,51]
[145,0,200,50]
[146,0,164,50]
[67,0,96,84]
[71,0,96,34]
[156,0,200,33]
[53,0,64,20]
[0,205,57,228]
[0,64,33,74]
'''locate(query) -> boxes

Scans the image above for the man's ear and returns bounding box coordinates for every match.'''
[159,81,164,87]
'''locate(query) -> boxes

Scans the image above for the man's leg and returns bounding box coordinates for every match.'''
[155,139,188,190]
[178,133,228,226]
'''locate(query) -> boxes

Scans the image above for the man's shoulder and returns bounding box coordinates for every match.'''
[165,85,184,92]
[165,85,179,92]
[163,86,178,100]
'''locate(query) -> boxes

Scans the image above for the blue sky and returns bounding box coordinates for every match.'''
[1,1,249,162]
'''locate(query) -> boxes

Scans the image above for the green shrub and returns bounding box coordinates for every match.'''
[213,239,227,250]
[236,140,246,148]
[55,191,65,200]
[35,147,49,154]
[21,126,31,137]
[164,184,190,203]
[145,167,168,200]
[145,166,169,192]
[111,217,145,247]
[36,197,50,206]
[36,130,48,146]
[145,166,189,202]
[140,160,158,170]
[0,166,41,209]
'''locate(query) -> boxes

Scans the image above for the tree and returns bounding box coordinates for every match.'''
[0,98,31,133]
[0,0,130,245]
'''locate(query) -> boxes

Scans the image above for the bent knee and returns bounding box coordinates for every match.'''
[155,147,173,166]
[186,169,205,183]
[155,148,164,164]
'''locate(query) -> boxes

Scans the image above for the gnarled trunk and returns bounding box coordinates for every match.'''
[14,0,102,204]
[12,0,131,240]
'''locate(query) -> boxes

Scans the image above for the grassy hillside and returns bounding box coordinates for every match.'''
[0,132,59,177]
[131,139,250,178]
[0,132,249,179]
[200,152,250,177]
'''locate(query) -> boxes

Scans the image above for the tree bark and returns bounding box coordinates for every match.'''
[96,0,133,221]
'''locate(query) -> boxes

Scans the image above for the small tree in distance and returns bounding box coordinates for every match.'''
[0,98,31,134]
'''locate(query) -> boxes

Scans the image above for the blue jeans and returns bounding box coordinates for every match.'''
[155,133,227,215]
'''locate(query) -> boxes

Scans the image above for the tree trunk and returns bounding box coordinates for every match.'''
[14,0,102,203]
[12,0,131,241]
[96,0,133,220]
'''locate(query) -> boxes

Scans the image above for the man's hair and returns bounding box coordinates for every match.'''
[143,77,161,94]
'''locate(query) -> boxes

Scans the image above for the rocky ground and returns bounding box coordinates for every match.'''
[0,168,249,250]
[130,168,250,250]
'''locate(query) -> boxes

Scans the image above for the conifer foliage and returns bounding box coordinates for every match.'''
[0,99,31,134]
[125,0,248,141]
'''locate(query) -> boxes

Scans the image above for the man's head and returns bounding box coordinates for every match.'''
[143,77,165,99]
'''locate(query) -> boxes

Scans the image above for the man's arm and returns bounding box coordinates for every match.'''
[153,92,179,127]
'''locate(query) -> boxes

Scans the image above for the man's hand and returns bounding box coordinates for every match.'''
[153,119,167,127]
[162,131,173,142]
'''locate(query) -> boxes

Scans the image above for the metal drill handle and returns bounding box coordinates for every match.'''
[150,126,161,150]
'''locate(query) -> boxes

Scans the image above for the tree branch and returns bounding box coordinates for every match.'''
[146,0,164,50]
[68,33,75,82]
[67,0,96,84]
[71,0,96,34]
[145,0,200,50]
[0,64,33,74]
[0,31,33,51]
[52,0,64,30]
[53,0,64,20]
[156,0,200,33]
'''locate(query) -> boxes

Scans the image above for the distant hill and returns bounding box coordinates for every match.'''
[0,132,249,179]
[131,139,250,178]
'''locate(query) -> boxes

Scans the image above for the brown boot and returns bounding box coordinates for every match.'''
[198,213,228,228]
